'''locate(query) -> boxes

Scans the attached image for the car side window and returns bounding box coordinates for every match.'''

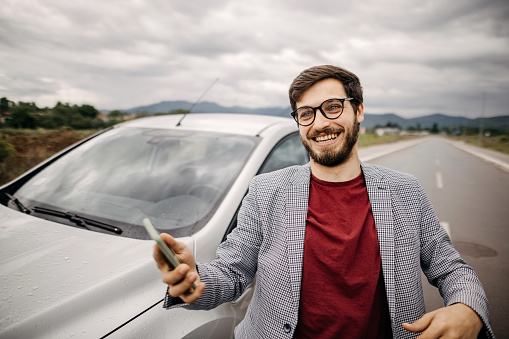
[223,133,309,241]
[258,132,309,174]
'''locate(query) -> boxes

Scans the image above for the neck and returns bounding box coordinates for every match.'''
[310,145,362,182]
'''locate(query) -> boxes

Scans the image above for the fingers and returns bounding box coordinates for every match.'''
[164,264,205,303]
[403,312,434,333]
[180,281,206,304]
[167,268,205,302]
[151,233,204,303]
[162,263,190,286]
[404,304,483,339]
[167,265,195,294]
[403,311,443,339]
[415,326,442,339]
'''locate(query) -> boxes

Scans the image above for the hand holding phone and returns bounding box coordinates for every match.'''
[143,218,197,290]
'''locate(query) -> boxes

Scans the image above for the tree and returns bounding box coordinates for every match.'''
[385,122,401,129]
[0,97,12,114]
[431,123,439,134]
[170,109,190,114]
[77,104,99,118]
[107,110,124,124]
[2,99,108,130]
[52,102,76,127]
[8,106,37,129]
[135,111,151,119]
[6,102,39,128]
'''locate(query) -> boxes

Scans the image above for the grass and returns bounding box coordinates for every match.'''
[448,135,509,155]
[0,129,98,186]
[357,133,418,148]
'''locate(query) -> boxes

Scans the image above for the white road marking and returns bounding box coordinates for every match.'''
[440,221,451,238]
[435,159,440,166]
[436,172,444,189]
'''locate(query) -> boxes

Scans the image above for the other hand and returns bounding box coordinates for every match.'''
[402,303,483,338]
[153,233,205,304]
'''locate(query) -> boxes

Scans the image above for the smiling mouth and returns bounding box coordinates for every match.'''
[314,133,339,143]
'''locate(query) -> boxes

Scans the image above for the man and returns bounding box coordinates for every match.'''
[154,65,494,338]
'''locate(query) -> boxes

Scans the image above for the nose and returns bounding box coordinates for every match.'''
[312,108,331,130]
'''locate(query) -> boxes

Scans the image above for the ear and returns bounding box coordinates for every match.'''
[356,103,364,124]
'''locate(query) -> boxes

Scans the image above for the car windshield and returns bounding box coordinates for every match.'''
[14,127,257,239]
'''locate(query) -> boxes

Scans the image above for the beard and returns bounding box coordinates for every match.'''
[300,117,360,167]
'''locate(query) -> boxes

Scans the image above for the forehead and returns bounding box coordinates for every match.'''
[297,78,347,107]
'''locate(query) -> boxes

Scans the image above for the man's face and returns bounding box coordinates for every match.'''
[296,78,364,167]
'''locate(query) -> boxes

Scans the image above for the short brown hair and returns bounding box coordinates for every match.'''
[288,65,363,113]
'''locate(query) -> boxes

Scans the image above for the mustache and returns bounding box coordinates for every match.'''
[307,126,345,139]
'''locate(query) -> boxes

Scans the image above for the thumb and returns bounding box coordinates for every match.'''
[402,312,435,333]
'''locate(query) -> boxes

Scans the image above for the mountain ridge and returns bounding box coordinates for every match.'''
[116,100,509,130]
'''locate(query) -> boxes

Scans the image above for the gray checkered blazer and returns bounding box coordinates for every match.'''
[166,162,494,338]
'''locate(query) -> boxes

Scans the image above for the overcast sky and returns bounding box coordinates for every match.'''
[1,0,508,118]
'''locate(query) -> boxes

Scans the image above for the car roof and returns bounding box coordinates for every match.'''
[115,113,296,136]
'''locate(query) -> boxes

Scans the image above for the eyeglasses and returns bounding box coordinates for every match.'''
[291,98,353,126]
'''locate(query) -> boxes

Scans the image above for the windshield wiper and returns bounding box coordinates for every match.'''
[33,206,123,234]
[5,193,31,214]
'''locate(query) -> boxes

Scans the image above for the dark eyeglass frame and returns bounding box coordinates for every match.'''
[291,98,354,126]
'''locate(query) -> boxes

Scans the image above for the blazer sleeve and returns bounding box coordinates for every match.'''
[416,181,495,338]
[164,176,263,310]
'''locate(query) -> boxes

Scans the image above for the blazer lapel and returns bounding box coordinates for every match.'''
[361,162,396,322]
[284,166,310,307]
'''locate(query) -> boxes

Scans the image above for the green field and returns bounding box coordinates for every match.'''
[448,135,509,155]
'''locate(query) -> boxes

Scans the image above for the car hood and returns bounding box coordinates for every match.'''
[0,205,194,338]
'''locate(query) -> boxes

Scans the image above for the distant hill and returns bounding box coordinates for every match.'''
[365,113,509,131]
[123,100,291,117]
[116,100,509,131]
[363,113,470,129]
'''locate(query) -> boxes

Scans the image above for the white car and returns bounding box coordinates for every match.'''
[0,113,309,338]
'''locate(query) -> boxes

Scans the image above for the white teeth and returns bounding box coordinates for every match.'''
[315,133,338,142]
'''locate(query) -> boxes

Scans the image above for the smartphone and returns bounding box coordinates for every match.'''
[143,218,197,290]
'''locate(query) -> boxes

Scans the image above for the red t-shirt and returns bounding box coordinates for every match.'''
[293,173,392,338]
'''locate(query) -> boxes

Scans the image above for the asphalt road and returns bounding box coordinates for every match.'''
[364,136,509,337]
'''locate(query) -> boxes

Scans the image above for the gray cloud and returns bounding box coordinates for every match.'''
[0,0,508,118]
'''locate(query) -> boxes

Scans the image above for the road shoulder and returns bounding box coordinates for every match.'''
[446,139,509,173]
